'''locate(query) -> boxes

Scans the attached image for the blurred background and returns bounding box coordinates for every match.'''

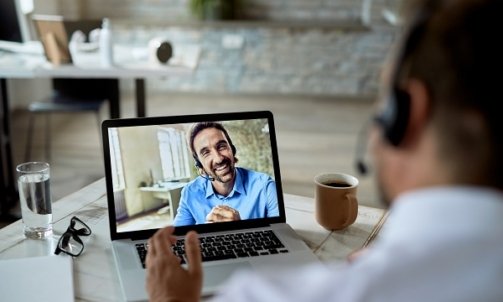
[5,0,407,213]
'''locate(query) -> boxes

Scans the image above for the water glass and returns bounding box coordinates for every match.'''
[16,162,53,239]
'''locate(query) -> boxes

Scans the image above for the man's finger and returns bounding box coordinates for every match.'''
[147,237,156,258]
[152,227,175,255]
[206,211,214,222]
[185,231,202,277]
[212,207,233,219]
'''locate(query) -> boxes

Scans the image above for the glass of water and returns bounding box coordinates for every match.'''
[16,162,53,239]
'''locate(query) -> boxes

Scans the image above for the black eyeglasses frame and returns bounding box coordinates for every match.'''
[54,216,92,257]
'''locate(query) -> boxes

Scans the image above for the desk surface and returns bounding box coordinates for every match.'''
[0,178,386,302]
[0,44,200,79]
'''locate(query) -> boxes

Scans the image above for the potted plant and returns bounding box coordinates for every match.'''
[189,0,236,20]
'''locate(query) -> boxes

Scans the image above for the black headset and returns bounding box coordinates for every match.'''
[374,8,431,146]
[355,4,432,175]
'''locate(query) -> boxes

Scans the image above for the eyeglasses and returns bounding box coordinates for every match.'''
[54,216,92,257]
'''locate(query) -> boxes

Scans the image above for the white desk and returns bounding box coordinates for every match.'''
[0,178,386,301]
[0,45,199,117]
[140,182,188,221]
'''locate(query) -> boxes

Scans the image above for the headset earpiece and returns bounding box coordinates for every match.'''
[356,1,432,174]
[193,155,202,168]
[374,6,430,147]
[375,87,411,146]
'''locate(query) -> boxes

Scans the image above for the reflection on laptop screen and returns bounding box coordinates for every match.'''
[107,118,279,233]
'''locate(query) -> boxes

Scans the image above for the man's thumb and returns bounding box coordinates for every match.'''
[185,231,202,277]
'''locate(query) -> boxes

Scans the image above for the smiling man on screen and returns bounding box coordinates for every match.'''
[173,122,279,226]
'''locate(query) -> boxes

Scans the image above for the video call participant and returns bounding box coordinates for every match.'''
[147,0,503,301]
[172,122,279,226]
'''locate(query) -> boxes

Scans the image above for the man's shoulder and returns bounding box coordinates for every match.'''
[237,167,273,183]
[183,177,206,193]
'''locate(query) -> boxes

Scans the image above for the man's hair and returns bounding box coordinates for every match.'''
[189,122,236,161]
[398,0,503,187]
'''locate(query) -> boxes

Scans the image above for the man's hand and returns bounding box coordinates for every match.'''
[146,226,203,302]
[206,205,241,223]
[347,247,369,263]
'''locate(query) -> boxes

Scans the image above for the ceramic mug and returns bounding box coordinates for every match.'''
[314,172,359,230]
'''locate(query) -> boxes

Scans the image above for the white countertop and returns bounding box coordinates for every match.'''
[0,178,386,301]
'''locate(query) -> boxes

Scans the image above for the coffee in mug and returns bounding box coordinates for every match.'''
[314,172,359,230]
[324,181,352,188]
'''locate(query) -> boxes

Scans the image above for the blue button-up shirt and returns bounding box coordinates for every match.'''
[173,167,279,226]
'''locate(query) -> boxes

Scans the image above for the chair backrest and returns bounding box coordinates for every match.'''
[52,78,119,100]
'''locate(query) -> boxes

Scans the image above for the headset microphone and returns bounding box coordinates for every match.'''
[200,173,215,181]
[354,120,371,176]
[356,159,368,176]
[195,164,215,181]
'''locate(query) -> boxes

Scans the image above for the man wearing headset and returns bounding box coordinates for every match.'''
[147,0,503,300]
[172,122,279,226]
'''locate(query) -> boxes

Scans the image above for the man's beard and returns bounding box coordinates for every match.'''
[209,158,235,183]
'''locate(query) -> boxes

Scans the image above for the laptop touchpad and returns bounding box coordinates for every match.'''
[204,261,251,288]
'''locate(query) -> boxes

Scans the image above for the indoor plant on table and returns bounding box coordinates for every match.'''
[189,0,236,20]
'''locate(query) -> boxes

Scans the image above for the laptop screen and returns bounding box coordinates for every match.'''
[102,111,286,239]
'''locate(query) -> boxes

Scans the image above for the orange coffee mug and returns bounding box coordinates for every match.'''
[314,172,359,230]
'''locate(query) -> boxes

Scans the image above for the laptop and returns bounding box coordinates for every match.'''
[102,111,319,301]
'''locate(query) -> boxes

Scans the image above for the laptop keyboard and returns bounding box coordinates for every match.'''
[136,230,289,269]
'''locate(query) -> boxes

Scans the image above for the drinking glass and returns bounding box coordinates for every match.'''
[16,162,53,239]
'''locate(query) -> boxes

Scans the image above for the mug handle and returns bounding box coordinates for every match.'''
[343,193,358,227]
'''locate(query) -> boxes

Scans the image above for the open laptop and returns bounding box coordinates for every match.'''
[102,111,319,301]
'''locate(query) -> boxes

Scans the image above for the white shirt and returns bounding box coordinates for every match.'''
[210,187,503,302]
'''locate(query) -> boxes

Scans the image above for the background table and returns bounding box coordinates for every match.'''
[0,178,386,301]
[0,47,199,218]
[0,45,199,118]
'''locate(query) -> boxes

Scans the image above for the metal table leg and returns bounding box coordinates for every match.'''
[0,78,19,221]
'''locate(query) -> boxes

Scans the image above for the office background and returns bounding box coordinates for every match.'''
[10,0,401,98]
[6,0,404,213]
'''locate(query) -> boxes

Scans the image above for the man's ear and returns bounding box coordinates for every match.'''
[401,78,431,147]
[198,167,208,176]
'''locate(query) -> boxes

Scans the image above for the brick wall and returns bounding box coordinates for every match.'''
[34,0,402,97]
[37,0,397,22]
